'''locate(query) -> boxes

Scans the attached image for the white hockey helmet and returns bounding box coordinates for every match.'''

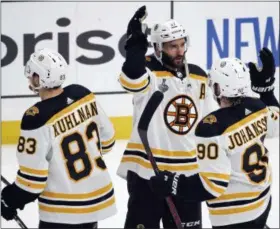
[150,19,190,52]
[208,58,251,98]
[24,48,68,91]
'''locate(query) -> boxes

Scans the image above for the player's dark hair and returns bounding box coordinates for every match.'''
[226,97,244,106]
[52,86,61,89]
[213,83,221,97]
[214,83,245,106]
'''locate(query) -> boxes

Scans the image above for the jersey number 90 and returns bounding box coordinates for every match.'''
[197,143,218,160]
[60,121,105,182]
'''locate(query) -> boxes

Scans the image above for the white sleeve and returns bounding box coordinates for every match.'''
[96,101,116,154]
[119,67,151,94]
[15,126,50,194]
[196,135,231,198]
[266,106,279,138]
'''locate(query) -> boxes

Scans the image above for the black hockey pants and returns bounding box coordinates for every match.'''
[124,171,202,228]
[39,221,97,228]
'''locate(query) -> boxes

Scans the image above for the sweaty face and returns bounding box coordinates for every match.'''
[162,38,186,68]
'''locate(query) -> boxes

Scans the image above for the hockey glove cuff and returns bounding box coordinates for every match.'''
[259,91,280,108]
[149,171,180,198]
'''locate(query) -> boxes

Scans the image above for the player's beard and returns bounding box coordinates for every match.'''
[171,55,184,68]
[162,52,184,69]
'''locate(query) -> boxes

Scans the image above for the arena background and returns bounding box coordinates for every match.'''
[2,1,279,144]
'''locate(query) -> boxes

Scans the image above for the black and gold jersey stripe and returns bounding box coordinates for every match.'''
[207,186,270,215]
[119,73,150,93]
[126,143,197,157]
[101,135,115,154]
[124,150,197,164]
[152,71,174,78]
[199,172,230,197]
[39,197,115,214]
[17,170,47,182]
[19,166,48,176]
[189,74,208,82]
[121,143,198,171]
[39,182,115,214]
[15,166,48,193]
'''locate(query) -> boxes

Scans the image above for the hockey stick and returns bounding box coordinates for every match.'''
[1,175,28,229]
[137,91,183,229]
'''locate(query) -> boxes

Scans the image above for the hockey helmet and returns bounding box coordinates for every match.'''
[25,48,68,91]
[150,19,190,52]
[208,58,251,98]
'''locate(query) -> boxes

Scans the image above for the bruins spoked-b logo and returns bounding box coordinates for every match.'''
[164,95,198,135]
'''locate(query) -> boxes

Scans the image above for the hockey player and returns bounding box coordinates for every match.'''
[1,48,117,228]
[117,5,218,228]
[149,48,279,228]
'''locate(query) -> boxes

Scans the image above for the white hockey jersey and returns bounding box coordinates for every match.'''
[14,84,117,224]
[189,97,279,226]
[117,55,218,180]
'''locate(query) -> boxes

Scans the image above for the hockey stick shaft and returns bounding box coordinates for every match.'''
[1,175,28,229]
[138,91,183,229]
[139,129,183,229]
[1,175,11,187]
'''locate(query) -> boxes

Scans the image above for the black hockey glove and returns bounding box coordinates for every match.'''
[149,171,180,198]
[248,48,276,94]
[1,184,26,217]
[125,5,149,51]
[1,198,17,221]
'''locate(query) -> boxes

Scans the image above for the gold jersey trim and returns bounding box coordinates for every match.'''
[119,74,149,90]
[39,196,115,214]
[121,156,198,171]
[127,142,196,157]
[47,94,95,124]
[41,182,113,199]
[20,165,48,176]
[223,108,268,134]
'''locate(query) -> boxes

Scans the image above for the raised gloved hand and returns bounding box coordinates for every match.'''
[1,198,17,221]
[248,48,276,94]
[125,5,148,51]
[149,171,180,198]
